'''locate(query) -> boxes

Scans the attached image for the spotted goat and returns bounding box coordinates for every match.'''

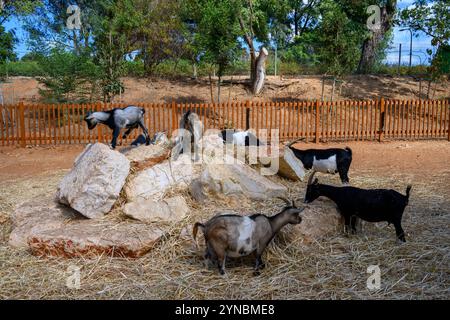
[193,198,304,275]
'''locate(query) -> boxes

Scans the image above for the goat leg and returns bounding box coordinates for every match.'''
[350,216,358,235]
[111,127,121,150]
[122,128,133,140]
[393,221,406,243]
[138,120,151,146]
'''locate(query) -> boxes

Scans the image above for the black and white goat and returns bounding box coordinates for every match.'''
[288,140,352,184]
[172,111,203,161]
[304,172,412,242]
[219,129,265,146]
[84,106,150,149]
[193,198,304,275]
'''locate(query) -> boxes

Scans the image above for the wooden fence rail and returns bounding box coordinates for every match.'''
[1,99,449,147]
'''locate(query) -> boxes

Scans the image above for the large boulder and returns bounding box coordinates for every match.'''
[124,154,200,202]
[56,143,130,219]
[9,197,78,248]
[200,162,287,200]
[27,222,163,258]
[290,198,343,242]
[10,196,164,258]
[122,144,170,171]
[264,146,306,181]
[124,196,189,223]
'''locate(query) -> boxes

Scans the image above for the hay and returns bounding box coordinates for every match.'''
[0,170,449,299]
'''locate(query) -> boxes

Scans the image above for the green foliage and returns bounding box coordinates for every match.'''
[400,0,450,47]
[0,61,44,77]
[37,49,100,103]
[0,25,16,63]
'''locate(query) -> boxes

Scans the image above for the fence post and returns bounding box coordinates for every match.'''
[379,98,385,142]
[97,102,102,143]
[19,101,26,148]
[315,100,320,143]
[246,101,251,131]
[172,100,177,137]
[447,99,450,142]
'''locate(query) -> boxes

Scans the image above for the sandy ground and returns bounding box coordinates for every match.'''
[0,141,448,182]
[1,75,449,105]
[0,141,449,299]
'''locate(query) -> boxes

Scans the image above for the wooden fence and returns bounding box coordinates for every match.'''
[1,99,449,147]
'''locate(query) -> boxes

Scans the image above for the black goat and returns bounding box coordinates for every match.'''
[288,140,352,184]
[84,106,150,149]
[304,172,412,242]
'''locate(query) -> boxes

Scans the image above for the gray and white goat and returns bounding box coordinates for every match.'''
[84,106,150,149]
[193,198,304,275]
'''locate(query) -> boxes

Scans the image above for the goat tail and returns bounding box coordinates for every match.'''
[405,185,412,200]
[345,147,353,156]
[193,222,205,248]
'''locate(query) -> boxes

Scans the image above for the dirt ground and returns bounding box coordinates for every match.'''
[0,140,449,300]
[1,75,449,105]
[0,140,448,182]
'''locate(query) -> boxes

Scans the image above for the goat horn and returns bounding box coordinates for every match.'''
[307,171,317,186]
[277,197,291,206]
[287,137,306,148]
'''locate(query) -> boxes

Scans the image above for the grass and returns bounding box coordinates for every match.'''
[0,168,449,300]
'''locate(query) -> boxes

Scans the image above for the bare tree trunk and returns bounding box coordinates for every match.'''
[193,63,197,79]
[331,78,336,102]
[253,48,269,95]
[427,79,432,100]
[209,74,215,103]
[357,1,397,74]
[217,76,221,104]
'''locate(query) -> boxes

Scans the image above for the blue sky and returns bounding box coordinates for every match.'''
[5,0,434,66]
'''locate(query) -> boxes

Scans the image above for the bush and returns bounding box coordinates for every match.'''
[0,61,44,77]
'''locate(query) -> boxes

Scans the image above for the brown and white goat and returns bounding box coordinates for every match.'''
[193,198,304,275]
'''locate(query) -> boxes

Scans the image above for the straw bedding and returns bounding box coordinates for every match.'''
[0,169,448,300]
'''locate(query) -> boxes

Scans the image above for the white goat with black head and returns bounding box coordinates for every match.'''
[84,106,150,149]
[172,111,203,161]
[193,198,304,275]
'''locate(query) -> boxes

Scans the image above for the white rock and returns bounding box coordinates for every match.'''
[200,162,287,200]
[10,196,164,257]
[56,143,130,219]
[290,198,343,241]
[125,154,200,202]
[124,196,189,223]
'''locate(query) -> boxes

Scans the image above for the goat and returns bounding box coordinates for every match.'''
[172,111,203,161]
[288,139,352,184]
[131,132,168,147]
[219,129,265,146]
[84,106,150,149]
[304,171,412,242]
[193,198,304,275]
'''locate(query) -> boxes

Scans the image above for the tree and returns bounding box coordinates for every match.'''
[356,0,397,73]
[38,49,100,103]
[401,0,450,90]
[134,0,188,76]
[186,0,241,102]
[92,0,142,102]
[234,0,285,92]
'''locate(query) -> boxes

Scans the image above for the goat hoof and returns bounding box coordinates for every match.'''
[219,269,225,276]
